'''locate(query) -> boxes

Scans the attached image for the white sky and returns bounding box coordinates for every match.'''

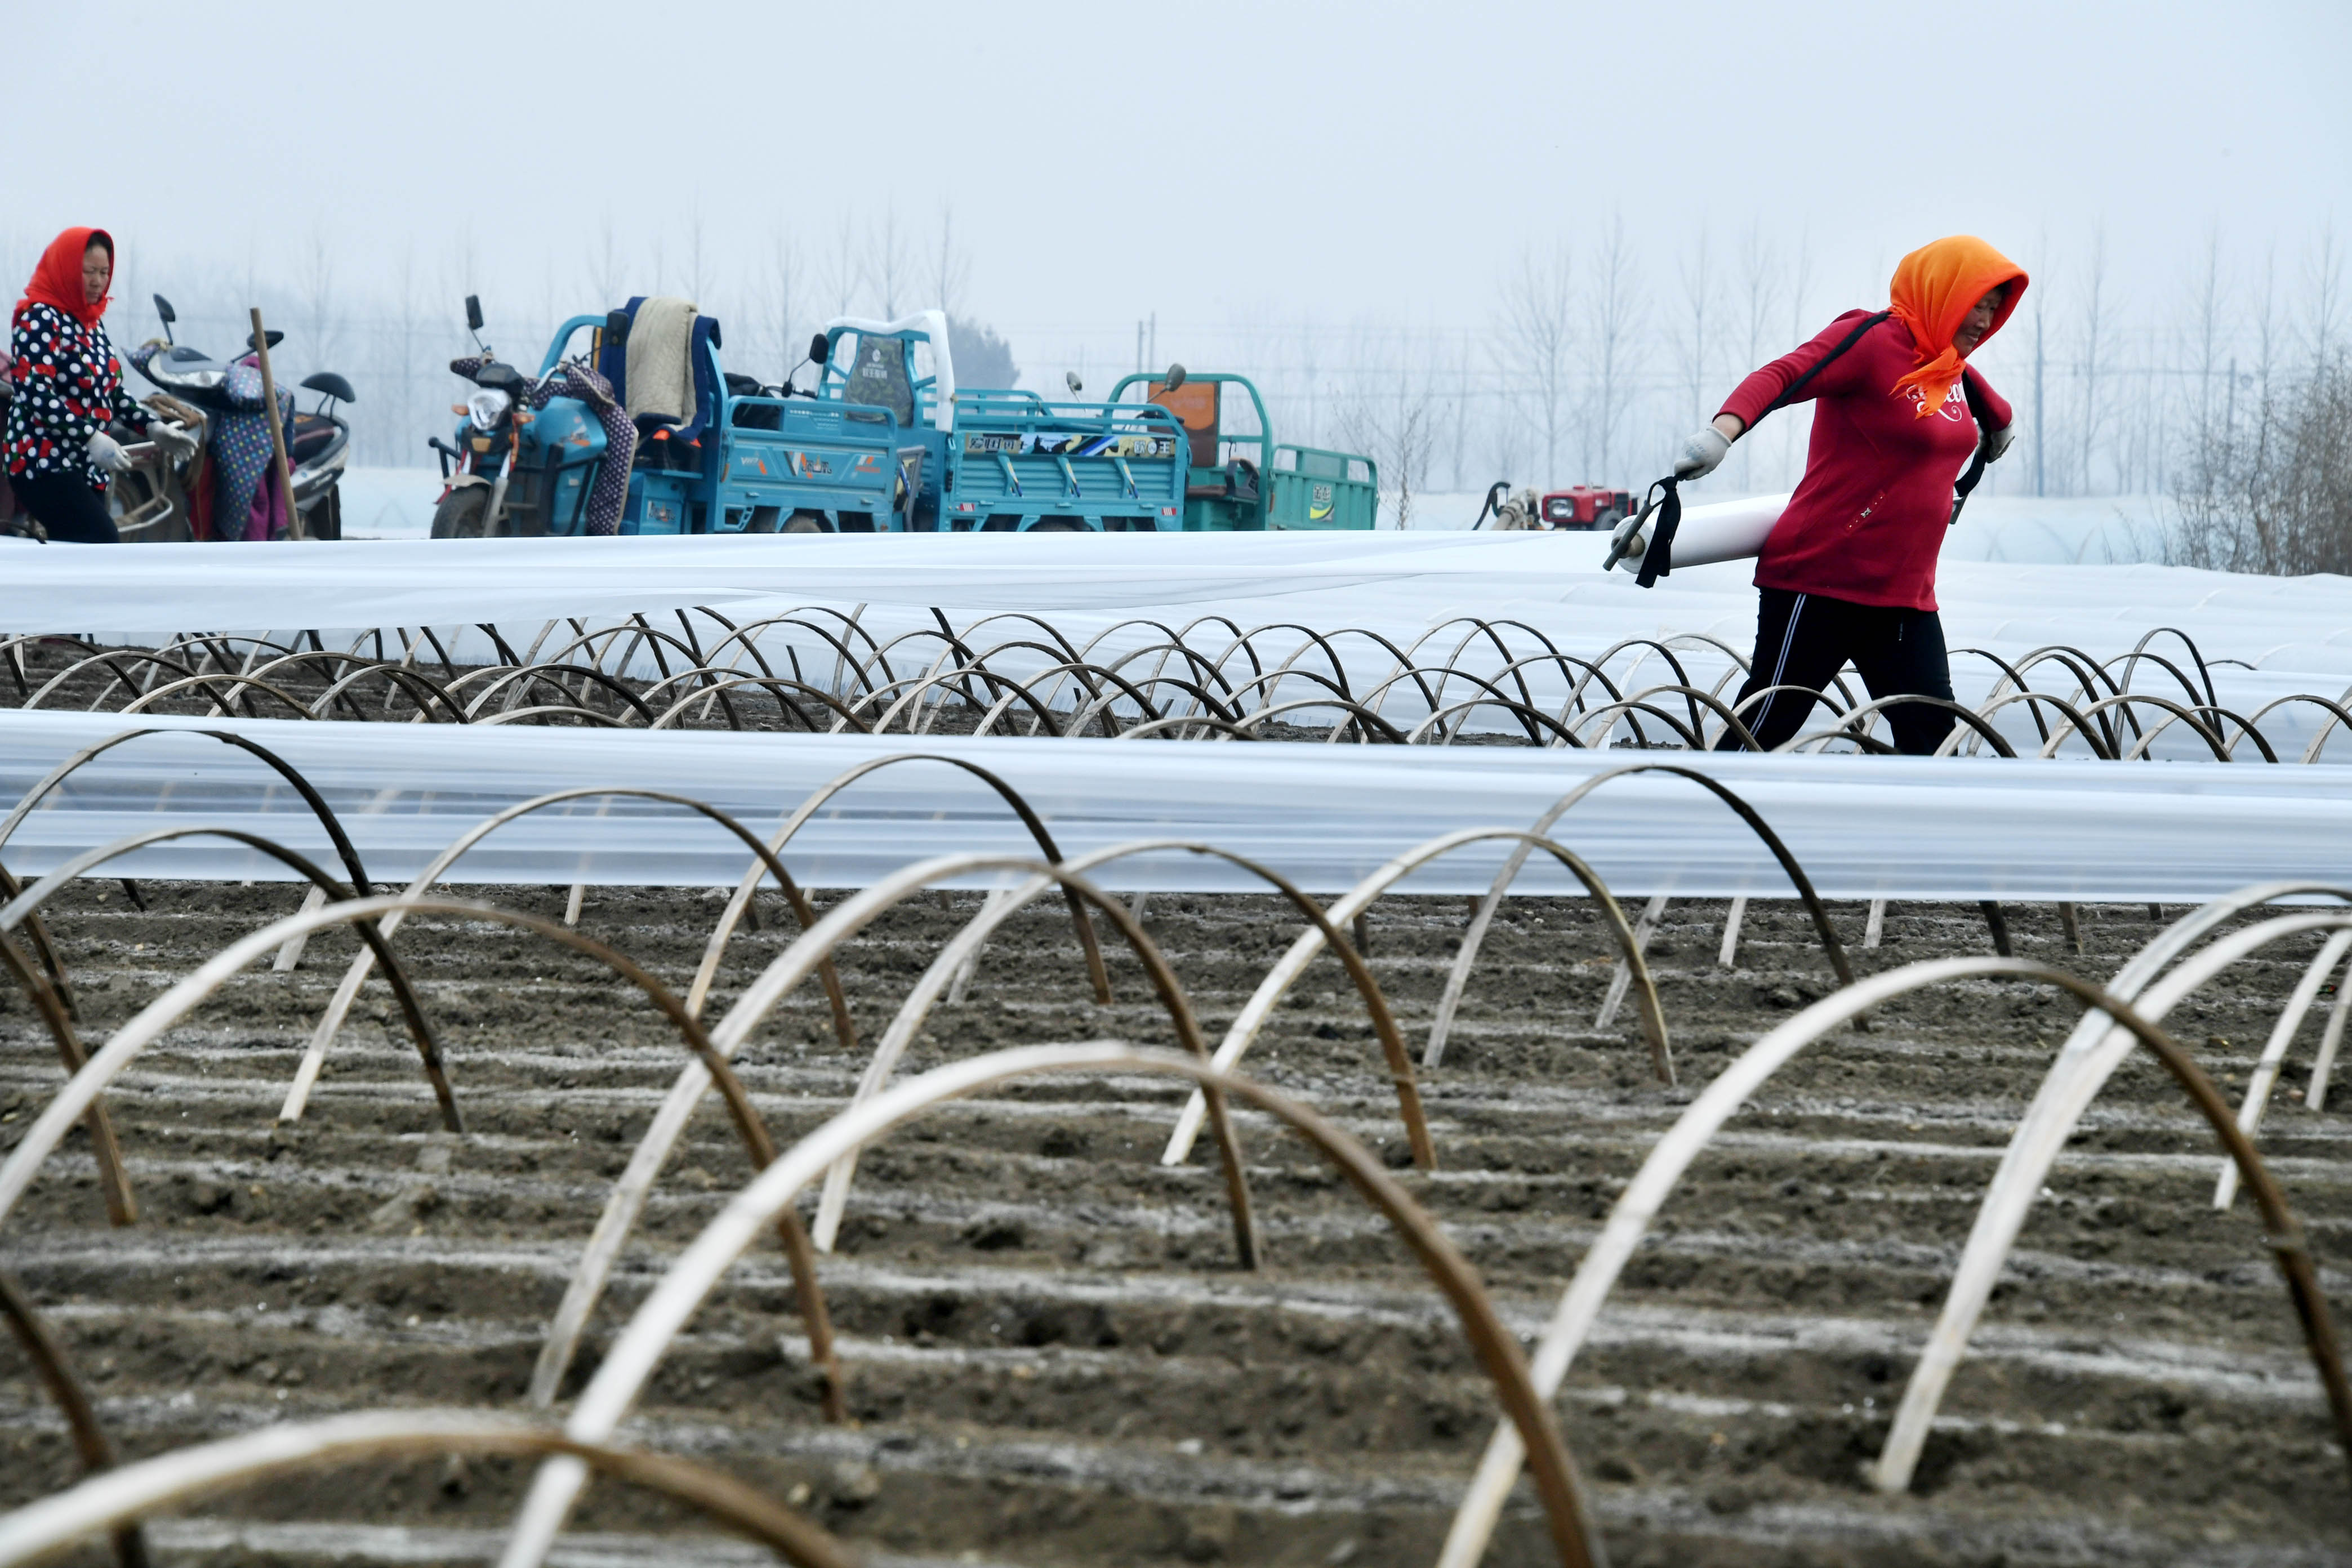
[12,2,2349,360]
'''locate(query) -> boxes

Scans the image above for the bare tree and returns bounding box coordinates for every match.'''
[1495,242,1575,487]
[1734,223,1776,490]
[929,204,970,320]
[389,245,424,469]
[587,215,626,308]
[822,212,864,317]
[1779,226,1816,485]
[1450,331,1475,492]
[766,230,803,382]
[2186,228,2226,447]
[685,212,711,305]
[867,204,913,318]
[1587,213,1646,485]
[1672,222,1716,429]
[2031,225,2050,497]
[2077,228,2112,495]
[1336,342,1440,529]
[300,217,338,378]
[2305,222,2342,368]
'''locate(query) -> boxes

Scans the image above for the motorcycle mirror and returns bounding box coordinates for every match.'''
[808,333,830,366]
[153,295,176,346]
[246,329,286,352]
[1161,363,1187,393]
[1064,371,1084,395]
[604,309,631,350]
[465,295,485,333]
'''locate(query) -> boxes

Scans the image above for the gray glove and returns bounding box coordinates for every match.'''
[148,420,200,463]
[86,430,131,475]
[1671,425,1731,482]
[1981,422,2016,463]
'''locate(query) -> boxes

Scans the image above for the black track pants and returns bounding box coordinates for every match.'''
[7,470,119,544]
[1715,587,1957,755]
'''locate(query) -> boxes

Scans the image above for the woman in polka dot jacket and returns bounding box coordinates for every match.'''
[6,227,194,542]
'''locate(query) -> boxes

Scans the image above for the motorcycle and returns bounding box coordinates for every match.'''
[429,294,541,538]
[127,295,355,540]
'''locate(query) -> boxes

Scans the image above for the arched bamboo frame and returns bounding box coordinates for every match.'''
[1160,826,1663,1168]
[0,889,853,1423]
[0,1269,149,1568]
[678,752,1111,1022]
[2,826,457,1135]
[1436,952,2352,1568]
[0,726,375,898]
[527,853,1263,1415]
[276,788,858,1128]
[499,1044,1605,1568]
[1874,889,2352,1492]
[0,1409,853,1568]
[1424,763,1851,1070]
[808,835,1435,1254]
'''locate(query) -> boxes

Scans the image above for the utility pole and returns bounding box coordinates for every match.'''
[1148,312,1157,373]
[1135,320,1144,375]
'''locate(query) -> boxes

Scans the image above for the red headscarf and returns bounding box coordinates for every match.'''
[1886,235,2027,417]
[17,226,114,329]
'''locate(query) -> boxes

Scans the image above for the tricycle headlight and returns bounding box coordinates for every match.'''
[466,389,513,431]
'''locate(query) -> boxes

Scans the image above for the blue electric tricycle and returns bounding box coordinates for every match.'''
[430,295,916,537]
[429,299,1192,536]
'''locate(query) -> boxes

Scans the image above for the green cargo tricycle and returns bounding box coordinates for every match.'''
[1106,369,1379,530]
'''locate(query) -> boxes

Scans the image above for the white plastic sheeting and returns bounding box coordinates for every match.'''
[6,529,2351,678]
[0,710,2345,900]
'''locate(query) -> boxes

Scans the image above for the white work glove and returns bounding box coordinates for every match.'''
[149,421,199,464]
[1671,425,1731,482]
[1980,422,2016,463]
[86,430,132,475]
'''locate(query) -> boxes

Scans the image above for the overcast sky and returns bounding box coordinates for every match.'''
[12,1,2347,354]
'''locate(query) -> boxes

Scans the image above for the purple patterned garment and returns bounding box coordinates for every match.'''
[448,356,635,536]
[211,361,295,541]
[532,359,634,537]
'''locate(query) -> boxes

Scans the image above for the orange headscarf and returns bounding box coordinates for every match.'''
[16,226,114,330]
[1886,235,2027,417]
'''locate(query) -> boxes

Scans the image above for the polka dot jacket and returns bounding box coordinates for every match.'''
[6,302,153,491]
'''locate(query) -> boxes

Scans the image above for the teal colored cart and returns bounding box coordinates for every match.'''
[1106,370,1379,531]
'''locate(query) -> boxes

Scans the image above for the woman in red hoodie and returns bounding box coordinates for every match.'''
[1676,235,2028,754]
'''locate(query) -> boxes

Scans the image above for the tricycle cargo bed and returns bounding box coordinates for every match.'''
[716,400,904,524]
[1269,444,1378,529]
[942,395,1189,531]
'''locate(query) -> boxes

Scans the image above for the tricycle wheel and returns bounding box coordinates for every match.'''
[1031,516,1086,532]
[745,506,781,534]
[782,510,831,534]
[430,487,493,539]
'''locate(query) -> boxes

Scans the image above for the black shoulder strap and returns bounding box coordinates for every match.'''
[1757,309,1892,421]
[1949,369,1995,527]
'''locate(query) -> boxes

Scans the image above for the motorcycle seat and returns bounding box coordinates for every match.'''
[289,415,337,464]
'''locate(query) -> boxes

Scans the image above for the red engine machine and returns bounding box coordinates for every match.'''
[1539,485,1635,530]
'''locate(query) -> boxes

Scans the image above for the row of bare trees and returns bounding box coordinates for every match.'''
[20,213,2344,563]
[2169,231,2349,573]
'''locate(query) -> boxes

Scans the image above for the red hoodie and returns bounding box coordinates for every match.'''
[1718,312,2013,612]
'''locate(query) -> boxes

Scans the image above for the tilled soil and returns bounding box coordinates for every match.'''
[2,880,2348,1566]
